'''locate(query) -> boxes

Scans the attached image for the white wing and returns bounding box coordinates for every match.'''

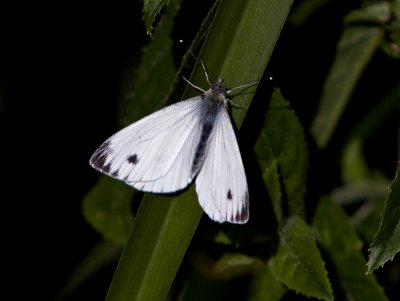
[195,106,249,224]
[90,97,205,193]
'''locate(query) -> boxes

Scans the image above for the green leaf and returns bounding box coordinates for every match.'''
[142,0,171,34]
[367,168,400,273]
[247,265,287,301]
[341,137,371,184]
[82,176,134,244]
[330,180,389,206]
[176,253,263,301]
[310,5,385,148]
[343,2,391,25]
[254,89,308,224]
[213,253,264,279]
[313,198,388,301]
[347,81,400,141]
[269,216,333,301]
[105,1,294,300]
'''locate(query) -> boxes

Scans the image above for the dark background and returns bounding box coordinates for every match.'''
[2,0,398,300]
[2,0,146,299]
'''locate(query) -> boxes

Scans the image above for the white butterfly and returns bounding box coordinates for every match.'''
[90,60,253,223]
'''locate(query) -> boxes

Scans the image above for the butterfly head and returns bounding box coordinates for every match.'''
[211,78,227,96]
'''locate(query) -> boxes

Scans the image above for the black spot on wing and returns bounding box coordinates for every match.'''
[227,189,232,201]
[127,154,139,165]
[111,170,119,177]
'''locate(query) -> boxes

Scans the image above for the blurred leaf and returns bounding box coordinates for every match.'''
[254,89,308,224]
[311,6,385,148]
[214,231,234,245]
[341,137,371,184]
[212,253,263,279]
[345,81,400,142]
[57,240,122,300]
[357,197,386,244]
[331,180,389,206]
[142,0,170,34]
[367,169,400,273]
[105,1,294,300]
[82,176,134,244]
[177,253,262,301]
[313,198,388,301]
[341,82,400,184]
[247,264,287,301]
[344,2,391,25]
[384,0,400,56]
[289,0,329,27]
[330,179,388,243]
[269,216,333,301]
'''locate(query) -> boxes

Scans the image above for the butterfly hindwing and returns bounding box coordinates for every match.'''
[195,105,249,224]
[90,97,205,193]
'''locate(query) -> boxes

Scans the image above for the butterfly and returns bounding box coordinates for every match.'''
[90,59,255,223]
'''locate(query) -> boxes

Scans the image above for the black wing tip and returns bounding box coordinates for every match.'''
[233,210,249,224]
[89,141,112,173]
[231,192,250,224]
[229,207,249,224]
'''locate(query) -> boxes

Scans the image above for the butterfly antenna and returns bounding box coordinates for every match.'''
[182,76,206,93]
[198,57,214,86]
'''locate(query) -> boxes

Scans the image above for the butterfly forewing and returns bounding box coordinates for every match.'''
[90,97,205,193]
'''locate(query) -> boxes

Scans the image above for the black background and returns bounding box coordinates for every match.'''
[2,0,146,299]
